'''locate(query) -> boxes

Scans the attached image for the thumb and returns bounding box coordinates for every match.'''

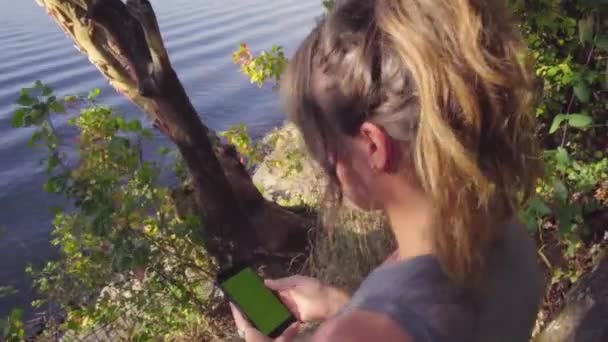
[265,276,302,290]
[276,323,300,342]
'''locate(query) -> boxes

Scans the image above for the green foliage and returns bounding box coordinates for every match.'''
[1,309,25,342]
[232,43,287,87]
[12,82,218,340]
[220,123,264,168]
[264,127,305,178]
[512,0,607,285]
[5,1,606,339]
[220,123,305,178]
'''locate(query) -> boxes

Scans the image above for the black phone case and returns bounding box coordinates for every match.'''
[216,263,296,338]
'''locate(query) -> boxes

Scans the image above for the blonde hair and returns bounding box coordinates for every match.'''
[282,0,541,286]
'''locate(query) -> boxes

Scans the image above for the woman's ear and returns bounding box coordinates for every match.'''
[358,122,393,173]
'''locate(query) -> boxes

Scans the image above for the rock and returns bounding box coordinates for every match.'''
[253,123,326,208]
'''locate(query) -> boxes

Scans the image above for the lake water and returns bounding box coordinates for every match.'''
[0,0,321,319]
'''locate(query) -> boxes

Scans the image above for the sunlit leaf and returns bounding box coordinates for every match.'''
[567,114,592,128]
[554,180,568,201]
[549,114,567,134]
[49,101,66,114]
[16,92,35,106]
[555,147,570,166]
[127,120,142,132]
[11,108,28,128]
[88,88,101,100]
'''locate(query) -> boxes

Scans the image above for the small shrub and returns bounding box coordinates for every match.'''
[12,82,223,340]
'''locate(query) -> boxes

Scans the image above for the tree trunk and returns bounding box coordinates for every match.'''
[536,257,608,342]
[36,0,307,264]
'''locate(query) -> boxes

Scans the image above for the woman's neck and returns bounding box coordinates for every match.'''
[384,187,435,260]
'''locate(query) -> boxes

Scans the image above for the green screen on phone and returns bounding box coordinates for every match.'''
[222,267,291,335]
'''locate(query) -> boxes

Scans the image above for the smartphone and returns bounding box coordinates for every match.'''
[217,264,296,338]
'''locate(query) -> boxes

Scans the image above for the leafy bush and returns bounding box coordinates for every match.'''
[11,82,222,340]
[1,309,25,342]
[232,43,287,88]
[219,123,265,169]
[513,0,607,251]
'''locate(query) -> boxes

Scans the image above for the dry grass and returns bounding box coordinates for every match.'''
[306,208,396,293]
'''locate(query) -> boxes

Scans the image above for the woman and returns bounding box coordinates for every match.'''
[232,0,544,340]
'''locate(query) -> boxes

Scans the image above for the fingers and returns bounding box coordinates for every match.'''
[265,276,303,290]
[231,303,297,342]
[276,323,300,342]
[230,302,251,332]
[244,326,272,342]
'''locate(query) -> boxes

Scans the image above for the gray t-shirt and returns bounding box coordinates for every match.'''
[343,255,476,341]
[340,222,543,342]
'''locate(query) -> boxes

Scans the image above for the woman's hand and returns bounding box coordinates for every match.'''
[230,303,300,342]
[265,276,350,322]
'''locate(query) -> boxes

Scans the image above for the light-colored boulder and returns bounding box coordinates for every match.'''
[253,123,326,208]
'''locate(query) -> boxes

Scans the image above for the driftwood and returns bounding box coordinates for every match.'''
[536,257,608,342]
[35,0,307,263]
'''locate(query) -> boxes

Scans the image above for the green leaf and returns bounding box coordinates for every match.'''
[63,95,78,103]
[43,179,59,193]
[28,109,45,126]
[578,16,594,44]
[17,92,35,106]
[11,108,28,128]
[108,137,129,154]
[554,180,568,201]
[556,205,578,236]
[127,120,142,132]
[528,196,552,215]
[140,129,153,139]
[88,88,101,100]
[567,114,592,128]
[49,101,66,114]
[157,146,170,155]
[549,114,567,134]
[573,82,590,103]
[49,206,63,215]
[28,131,44,147]
[558,63,572,75]
[595,35,608,51]
[547,67,559,77]
[47,154,61,172]
[555,147,570,166]
[42,86,53,96]
[67,319,79,331]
